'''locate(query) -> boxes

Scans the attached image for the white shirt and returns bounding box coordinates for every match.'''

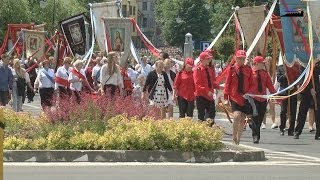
[139,63,153,77]
[100,64,124,88]
[92,64,101,78]
[127,68,138,85]
[68,68,86,92]
[55,66,70,89]
[35,68,55,88]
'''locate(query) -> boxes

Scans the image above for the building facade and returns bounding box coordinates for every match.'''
[136,0,159,47]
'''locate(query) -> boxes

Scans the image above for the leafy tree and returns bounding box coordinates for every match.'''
[0,0,31,41]
[155,0,211,47]
[215,36,236,62]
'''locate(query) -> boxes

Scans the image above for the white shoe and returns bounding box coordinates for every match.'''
[261,123,266,129]
[271,123,279,129]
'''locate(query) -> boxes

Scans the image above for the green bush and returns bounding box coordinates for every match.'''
[3,114,224,152]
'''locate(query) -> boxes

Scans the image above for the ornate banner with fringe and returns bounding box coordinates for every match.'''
[91,2,119,52]
[60,14,87,57]
[0,24,34,56]
[102,18,132,66]
[280,0,320,67]
[23,29,46,60]
[238,6,266,55]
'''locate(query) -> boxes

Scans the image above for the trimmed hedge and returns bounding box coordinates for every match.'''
[2,108,224,152]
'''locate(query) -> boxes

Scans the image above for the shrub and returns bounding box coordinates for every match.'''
[70,131,100,150]
[44,93,159,122]
[4,136,30,150]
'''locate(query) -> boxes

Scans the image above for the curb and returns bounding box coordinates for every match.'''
[4,148,265,163]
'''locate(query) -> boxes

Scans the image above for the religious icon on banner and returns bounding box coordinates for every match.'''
[29,37,38,51]
[69,23,83,45]
[111,28,125,52]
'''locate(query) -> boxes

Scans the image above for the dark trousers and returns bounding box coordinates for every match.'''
[295,92,313,135]
[39,88,54,109]
[73,91,81,104]
[314,108,320,138]
[0,91,9,106]
[196,96,215,121]
[177,96,194,118]
[58,86,72,99]
[27,77,36,101]
[251,100,268,140]
[104,84,118,97]
[280,94,297,134]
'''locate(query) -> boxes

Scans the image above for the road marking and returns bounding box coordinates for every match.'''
[232,142,320,163]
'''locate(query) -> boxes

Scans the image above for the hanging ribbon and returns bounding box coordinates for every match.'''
[247,2,314,99]
[6,35,21,56]
[84,4,97,70]
[195,11,236,64]
[246,0,277,58]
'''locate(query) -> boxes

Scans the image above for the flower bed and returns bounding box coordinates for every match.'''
[1,97,224,152]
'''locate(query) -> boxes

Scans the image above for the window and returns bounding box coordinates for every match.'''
[143,17,148,28]
[143,2,148,11]
[150,2,154,11]
[122,5,127,17]
[133,6,136,15]
[150,18,154,28]
[129,6,132,15]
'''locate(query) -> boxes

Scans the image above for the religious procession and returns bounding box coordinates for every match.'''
[0,0,320,160]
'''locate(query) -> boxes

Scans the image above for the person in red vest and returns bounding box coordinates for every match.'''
[55,57,72,100]
[224,50,253,145]
[121,60,134,97]
[173,57,195,118]
[247,56,276,144]
[193,51,220,121]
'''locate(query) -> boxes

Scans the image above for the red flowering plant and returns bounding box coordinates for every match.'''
[44,93,160,123]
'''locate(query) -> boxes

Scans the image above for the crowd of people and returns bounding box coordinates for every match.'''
[0,48,319,145]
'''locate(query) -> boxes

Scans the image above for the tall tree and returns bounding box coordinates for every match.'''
[0,0,32,41]
[155,0,211,47]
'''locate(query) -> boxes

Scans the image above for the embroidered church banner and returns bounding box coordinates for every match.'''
[91,2,119,52]
[238,6,266,55]
[280,0,320,67]
[60,14,87,57]
[23,29,46,60]
[103,18,132,66]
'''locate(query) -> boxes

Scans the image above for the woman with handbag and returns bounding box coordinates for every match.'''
[142,60,173,119]
[100,52,124,97]
[11,59,33,112]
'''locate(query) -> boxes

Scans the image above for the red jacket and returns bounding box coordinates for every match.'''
[173,70,195,101]
[248,67,276,102]
[193,64,219,101]
[224,64,252,106]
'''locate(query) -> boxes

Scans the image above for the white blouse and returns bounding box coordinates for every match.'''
[100,64,124,88]
[68,68,86,91]
[55,66,70,89]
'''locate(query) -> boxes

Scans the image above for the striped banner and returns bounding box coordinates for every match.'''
[23,29,46,60]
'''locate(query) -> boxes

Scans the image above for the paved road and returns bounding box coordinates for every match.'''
[4,162,320,180]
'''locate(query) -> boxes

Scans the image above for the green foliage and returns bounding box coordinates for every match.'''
[3,112,224,151]
[216,36,236,62]
[4,136,30,150]
[155,0,211,47]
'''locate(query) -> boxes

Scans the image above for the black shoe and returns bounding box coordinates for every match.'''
[294,134,299,139]
[27,100,31,103]
[280,130,285,136]
[315,136,320,140]
[253,136,259,144]
[288,132,294,136]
